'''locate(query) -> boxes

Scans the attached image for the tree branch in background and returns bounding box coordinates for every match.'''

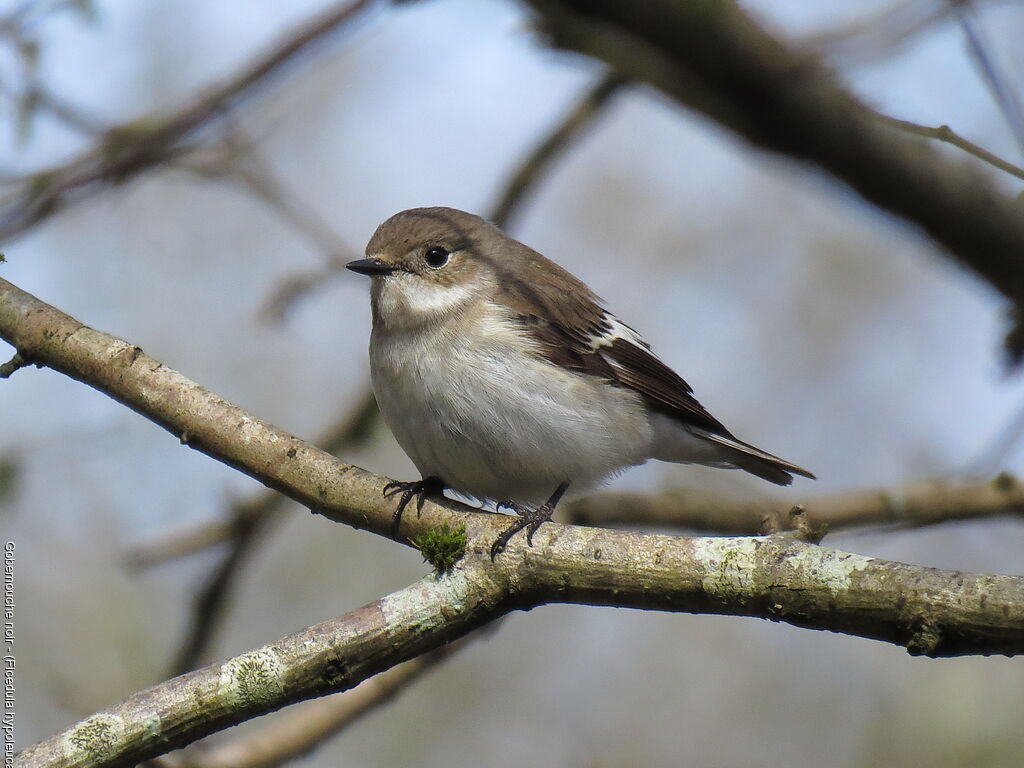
[260,68,626,320]
[490,71,625,229]
[568,475,1024,533]
[165,389,378,677]
[0,0,376,243]
[875,113,1024,183]
[800,0,1016,62]
[952,1,1024,159]
[522,0,1024,362]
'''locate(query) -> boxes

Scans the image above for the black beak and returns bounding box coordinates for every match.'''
[346,257,398,276]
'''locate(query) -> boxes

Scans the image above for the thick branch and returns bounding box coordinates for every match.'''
[3,276,1022,659]
[192,642,464,768]
[17,526,1024,768]
[5,277,1024,767]
[16,569,508,768]
[522,0,1024,358]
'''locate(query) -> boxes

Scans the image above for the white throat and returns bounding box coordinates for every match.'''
[372,273,476,330]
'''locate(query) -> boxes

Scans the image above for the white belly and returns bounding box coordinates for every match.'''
[369,311,653,504]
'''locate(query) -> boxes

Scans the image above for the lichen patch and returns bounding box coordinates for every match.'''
[220,647,285,707]
[694,537,760,599]
[63,713,125,761]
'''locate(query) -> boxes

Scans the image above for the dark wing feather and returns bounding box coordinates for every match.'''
[599,336,729,435]
[491,245,730,436]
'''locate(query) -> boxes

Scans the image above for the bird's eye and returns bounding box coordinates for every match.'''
[424,246,450,269]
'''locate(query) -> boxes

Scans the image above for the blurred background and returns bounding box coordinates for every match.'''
[2,0,1024,766]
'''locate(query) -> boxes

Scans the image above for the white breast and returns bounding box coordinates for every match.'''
[369,302,654,504]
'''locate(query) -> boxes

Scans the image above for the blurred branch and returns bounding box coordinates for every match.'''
[164,389,379,676]
[490,71,625,229]
[0,0,377,242]
[0,80,105,140]
[172,134,359,323]
[523,0,1024,363]
[127,392,378,570]
[953,1,1024,159]
[800,0,1017,61]
[801,0,956,57]
[876,113,1024,182]
[256,69,626,321]
[568,474,1024,533]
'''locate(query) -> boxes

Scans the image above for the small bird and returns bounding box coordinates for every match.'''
[348,207,813,557]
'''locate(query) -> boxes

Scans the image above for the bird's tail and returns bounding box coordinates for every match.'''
[689,427,815,486]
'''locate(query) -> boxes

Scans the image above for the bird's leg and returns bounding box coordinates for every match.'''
[383,475,445,537]
[490,481,569,559]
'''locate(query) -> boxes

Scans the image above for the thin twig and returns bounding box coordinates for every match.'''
[0,351,28,377]
[171,132,358,322]
[802,0,954,57]
[953,1,1024,160]
[963,398,1024,476]
[874,112,1024,182]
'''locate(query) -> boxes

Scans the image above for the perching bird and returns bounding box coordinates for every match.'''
[348,207,813,557]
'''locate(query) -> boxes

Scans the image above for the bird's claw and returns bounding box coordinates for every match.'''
[490,499,556,560]
[383,476,444,537]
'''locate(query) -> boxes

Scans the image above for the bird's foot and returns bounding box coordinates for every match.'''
[490,482,569,559]
[383,476,445,537]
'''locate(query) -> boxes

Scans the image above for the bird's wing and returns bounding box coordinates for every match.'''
[496,267,730,435]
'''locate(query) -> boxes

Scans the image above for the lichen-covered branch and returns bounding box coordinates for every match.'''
[15,527,1024,768]
[3,276,1022,651]
[191,641,466,768]
[518,527,1024,657]
[521,0,1024,360]
[16,569,508,768]
[5,276,1024,766]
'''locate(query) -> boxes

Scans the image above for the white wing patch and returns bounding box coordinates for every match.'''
[587,312,651,351]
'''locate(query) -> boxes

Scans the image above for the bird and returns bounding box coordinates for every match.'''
[347,207,813,557]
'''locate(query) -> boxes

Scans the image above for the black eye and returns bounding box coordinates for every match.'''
[424,246,450,268]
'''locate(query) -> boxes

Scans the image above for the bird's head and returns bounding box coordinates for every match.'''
[348,207,501,331]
